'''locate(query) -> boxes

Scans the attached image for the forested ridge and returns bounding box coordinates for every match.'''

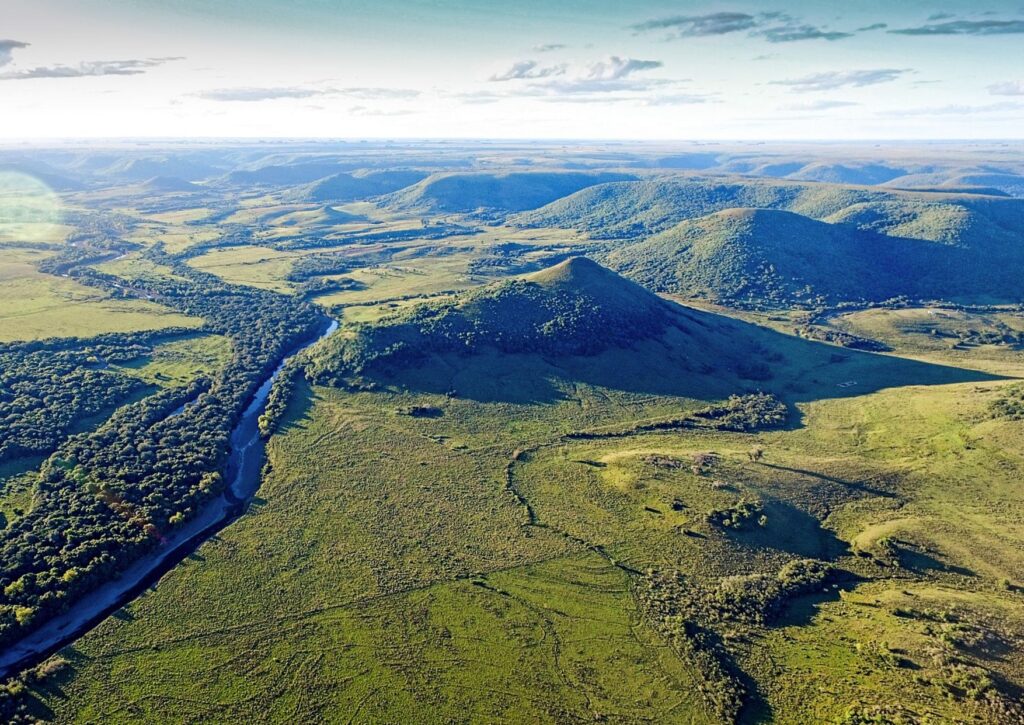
[0,249,323,648]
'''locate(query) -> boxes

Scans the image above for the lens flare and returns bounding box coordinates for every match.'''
[0,171,64,245]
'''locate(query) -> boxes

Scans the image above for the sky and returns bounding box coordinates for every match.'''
[2,0,1024,139]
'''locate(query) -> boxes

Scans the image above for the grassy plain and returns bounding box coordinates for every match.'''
[29,310,1024,722]
[113,333,233,386]
[0,247,202,342]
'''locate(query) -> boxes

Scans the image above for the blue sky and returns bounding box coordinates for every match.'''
[2,0,1023,138]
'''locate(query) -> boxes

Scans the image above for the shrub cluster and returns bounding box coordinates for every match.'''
[706,498,766,530]
[989,383,1024,420]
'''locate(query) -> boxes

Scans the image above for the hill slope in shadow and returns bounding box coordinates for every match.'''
[306,258,999,405]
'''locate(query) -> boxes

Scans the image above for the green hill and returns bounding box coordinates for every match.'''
[786,163,906,186]
[822,195,1024,248]
[102,156,218,182]
[513,178,1024,304]
[306,257,675,382]
[285,170,428,203]
[266,205,365,227]
[304,257,990,409]
[605,203,1024,307]
[137,176,202,193]
[510,178,882,238]
[605,208,927,306]
[221,161,357,187]
[382,171,635,214]
[512,177,1024,243]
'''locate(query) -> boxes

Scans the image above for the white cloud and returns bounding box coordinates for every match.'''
[0,57,183,81]
[195,87,324,102]
[877,101,1024,117]
[489,60,567,82]
[989,81,1024,96]
[193,86,420,102]
[782,99,860,110]
[584,56,662,81]
[771,69,910,92]
[338,87,420,99]
[632,12,761,37]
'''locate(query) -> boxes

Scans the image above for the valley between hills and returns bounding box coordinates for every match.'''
[2,141,1024,723]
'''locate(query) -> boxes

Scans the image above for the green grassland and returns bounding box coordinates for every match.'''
[0,461,40,533]
[186,245,302,293]
[339,296,453,324]
[4,150,1024,723]
[0,247,202,342]
[829,307,1024,362]
[93,255,190,284]
[112,333,233,386]
[29,288,1023,723]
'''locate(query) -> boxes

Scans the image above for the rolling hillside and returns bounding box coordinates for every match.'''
[514,178,1024,240]
[285,170,428,203]
[137,176,202,193]
[510,178,890,238]
[382,171,635,214]
[605,208,927,306]
[304,256,986,407]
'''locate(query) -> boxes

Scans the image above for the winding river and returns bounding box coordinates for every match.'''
[0,318,339,679]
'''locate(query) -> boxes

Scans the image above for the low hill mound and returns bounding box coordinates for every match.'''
[138,176,201,193]
[824,196,1024,248]
[0,162,84,192]
[221,161,357,187]
[512,177,1024,243]
[102,156,218,182]
[382,171,635,214]
[606,208,922,306]
[285,170,428,203]
[942,173,1024,198]
[269,205,364,227]
[304,257,994,404]
[307,257,675,382]
[786,163,905,186]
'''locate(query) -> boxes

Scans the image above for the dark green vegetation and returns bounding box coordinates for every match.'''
[2,140,1024,724]
[514,177,1024,307]
[606,208,925,306]
[0,334,154,465]
[990,383,1024,420]
[307,257,675,379]
[0,236,321,649]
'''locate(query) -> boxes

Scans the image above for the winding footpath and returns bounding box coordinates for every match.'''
[0,319,339,680]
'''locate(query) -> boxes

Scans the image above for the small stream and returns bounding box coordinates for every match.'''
[0,318,339,679]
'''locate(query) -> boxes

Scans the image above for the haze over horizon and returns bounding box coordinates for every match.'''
[4,0,1024,140]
